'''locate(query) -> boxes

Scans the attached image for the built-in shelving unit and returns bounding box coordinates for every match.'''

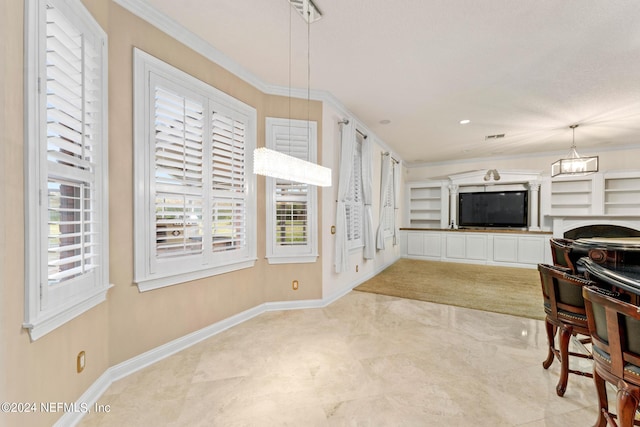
[550,177,595,216]
[604,172,640,216]
[406,181,448,228]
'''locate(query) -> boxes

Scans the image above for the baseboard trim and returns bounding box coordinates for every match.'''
[57,255,399,426]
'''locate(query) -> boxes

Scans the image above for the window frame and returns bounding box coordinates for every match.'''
[24,0,110,341]
[133,49,257,291]
[264,117,318,264]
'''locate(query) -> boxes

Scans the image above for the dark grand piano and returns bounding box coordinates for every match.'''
[573,237,640,301]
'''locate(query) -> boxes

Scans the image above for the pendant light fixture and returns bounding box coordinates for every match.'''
[253,0,331,187]
[551,124,599,177]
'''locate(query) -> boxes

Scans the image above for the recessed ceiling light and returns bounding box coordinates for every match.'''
[459,119,471,125]
[379,119,391,125]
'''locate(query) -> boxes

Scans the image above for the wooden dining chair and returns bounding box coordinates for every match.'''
[550,238,579,274]
[583,285,640,427]
[538,263,596,396]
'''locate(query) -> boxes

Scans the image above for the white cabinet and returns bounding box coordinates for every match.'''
[492,235,545,264]
[465,234,488,260]
[401,230,551,268]
[407,231,442,258]
[444,233,487,261]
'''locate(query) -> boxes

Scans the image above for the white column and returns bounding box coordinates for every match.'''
[448,184,459,229]
[527,181,541,231]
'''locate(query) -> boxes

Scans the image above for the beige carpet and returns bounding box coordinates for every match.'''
[355,258,545,320]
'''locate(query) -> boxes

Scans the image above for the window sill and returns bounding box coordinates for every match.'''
[24,285,112,342]
[136,258,257,292]
[266,254,319,264]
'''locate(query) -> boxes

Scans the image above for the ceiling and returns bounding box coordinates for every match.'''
[144,0,640,165]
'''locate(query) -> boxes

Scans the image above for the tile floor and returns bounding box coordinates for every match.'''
[79,291,608,426]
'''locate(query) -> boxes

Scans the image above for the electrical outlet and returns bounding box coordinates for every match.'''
[292,280,299,290]
[77,351,85,373]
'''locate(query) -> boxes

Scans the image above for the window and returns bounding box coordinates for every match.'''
[24,0,109,340]
[133,49,256,291]
[346,133,364,249]
[265,118,318,263]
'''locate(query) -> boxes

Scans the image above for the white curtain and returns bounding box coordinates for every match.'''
[334,122,354,273]
[361,134,375,259]
[393,159,400,245]
[376,154,392,250]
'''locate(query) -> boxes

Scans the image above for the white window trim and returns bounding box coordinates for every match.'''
[264,117,318,264]
[24,0,110,341]
[133,49,257,291]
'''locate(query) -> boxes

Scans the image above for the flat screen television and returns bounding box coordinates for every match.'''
[458,190,528,228]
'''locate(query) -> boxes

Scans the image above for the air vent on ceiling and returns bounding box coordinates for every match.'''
[485,134,505,140]
[288,0,323,23]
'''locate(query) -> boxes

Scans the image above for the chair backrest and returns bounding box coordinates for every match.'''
[583,285,640,380]
[538,263,596,324]
[550,238,577,273]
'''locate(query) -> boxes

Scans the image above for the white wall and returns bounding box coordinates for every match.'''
[405,145,640,182]
[321,103,402,300]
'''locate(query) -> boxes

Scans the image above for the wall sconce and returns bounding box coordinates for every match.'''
[483,169,501,181]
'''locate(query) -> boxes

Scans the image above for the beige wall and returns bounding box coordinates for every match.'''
[1,1,323,426]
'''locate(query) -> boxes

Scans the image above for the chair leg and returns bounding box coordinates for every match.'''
[556,325,572,397]
[593,368,609,427]
[543,320,556,369]
[616,380,640,427]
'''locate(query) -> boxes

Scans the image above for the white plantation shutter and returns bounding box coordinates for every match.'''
[25,0,109,340]
[274,127,309,246]
[153,86,204,259]
[265,118,318,263]
[46,4,101,285]
[211,113,246,253]
[134,50,256,290]
[346,136,363,247]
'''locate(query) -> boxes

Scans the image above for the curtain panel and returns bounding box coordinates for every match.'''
[334,122,354,273]
[376,153,392,250]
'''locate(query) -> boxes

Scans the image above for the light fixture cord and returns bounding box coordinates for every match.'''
[288,2,292,158]
[307,4,311,164]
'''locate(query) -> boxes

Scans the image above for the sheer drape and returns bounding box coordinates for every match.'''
[334,122,354,273]
[393,159,400,245]
[376,154,392,250]
[361,134,374,259]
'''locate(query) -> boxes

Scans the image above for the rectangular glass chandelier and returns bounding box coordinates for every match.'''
[253,147,331,187]
[551,148,599,177]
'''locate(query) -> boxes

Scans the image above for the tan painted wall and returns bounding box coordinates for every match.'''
[1,1,322,426]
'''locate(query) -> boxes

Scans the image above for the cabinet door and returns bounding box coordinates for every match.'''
[517,236,545,264]
[493,236,519,262]
[406,232,424,256]
[465,235,488,260]
[446,234,466,259]
[424,233,442,257]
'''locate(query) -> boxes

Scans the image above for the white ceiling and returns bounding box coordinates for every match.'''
[144,0,640,165]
